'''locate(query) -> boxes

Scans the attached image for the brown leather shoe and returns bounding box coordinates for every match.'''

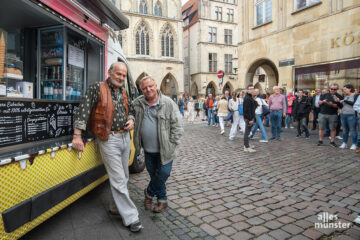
[153,202,168,213]
[356,147,360,153]
[144,189,152,210]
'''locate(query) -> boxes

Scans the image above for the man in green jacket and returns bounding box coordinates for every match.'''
[132,76,183,213]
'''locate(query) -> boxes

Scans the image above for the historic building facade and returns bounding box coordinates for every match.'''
[112,0,184,98]
[182,0,239,97]
[237,0,360,94]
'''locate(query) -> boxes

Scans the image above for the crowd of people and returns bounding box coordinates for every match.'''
[178,84,360,153]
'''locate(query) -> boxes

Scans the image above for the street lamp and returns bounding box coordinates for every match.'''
[232,57,238,74]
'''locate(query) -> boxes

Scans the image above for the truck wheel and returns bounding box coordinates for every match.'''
[129,149,145,173]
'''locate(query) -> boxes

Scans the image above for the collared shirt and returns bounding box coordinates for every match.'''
[140,97,160,153]
[74,78,135,131]
[269,94,286,112]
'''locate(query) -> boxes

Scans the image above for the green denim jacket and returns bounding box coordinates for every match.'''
[132,91,184,165]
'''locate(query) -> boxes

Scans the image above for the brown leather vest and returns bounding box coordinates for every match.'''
[89,82,129,141]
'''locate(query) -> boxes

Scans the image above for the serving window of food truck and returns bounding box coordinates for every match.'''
[0,0,108,147]
[0,1,139,239]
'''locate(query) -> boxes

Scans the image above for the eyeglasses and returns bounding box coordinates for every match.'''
[330,88,338,90]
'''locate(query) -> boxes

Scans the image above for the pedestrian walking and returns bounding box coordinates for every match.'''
[72,62,143,232]
[285,90,295,128]
[213,96,220,127]
[243,85,257,152]
[187,98,195,123]
[339,84,358,150]
[178,96,185,117]
[195,97,201,118]
[205,93,215,126]
[292,90,312,138]
[229,92,246,140]
[132,76,184,213]
[269,86,286,140]
[353,93,360,153]
[217,95,229,134]
[249,88,269,142]
[317,84,343,147]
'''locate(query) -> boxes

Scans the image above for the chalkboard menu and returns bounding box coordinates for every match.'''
[0,100,79,147]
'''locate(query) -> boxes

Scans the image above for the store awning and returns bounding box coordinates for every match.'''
[77,0,129,30]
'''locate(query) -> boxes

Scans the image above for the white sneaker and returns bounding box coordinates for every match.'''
[336,136,343,140]
[259,139,268,143]
[244,146,256,152]
[229,136,234,141]
[290,126,294,129]
[350,144,357,150]
[339,143,347,149]
[285,126,288,129]
[220,130,224,135]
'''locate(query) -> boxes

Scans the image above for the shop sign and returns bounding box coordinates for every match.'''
[331,31,360,48]
[279,58,295,67]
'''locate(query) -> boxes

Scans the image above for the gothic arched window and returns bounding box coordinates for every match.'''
[161,26,174,57]
[154,1,162,16]
[136,23,150,55]
[139,0,148,14]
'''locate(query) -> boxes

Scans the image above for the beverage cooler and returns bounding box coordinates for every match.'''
[38,26,86,101]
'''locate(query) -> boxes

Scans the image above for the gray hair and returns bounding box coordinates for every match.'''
[139,75,155,87]
[109,62,127,72]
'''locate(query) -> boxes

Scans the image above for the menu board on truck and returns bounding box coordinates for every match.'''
[0,100,79,147]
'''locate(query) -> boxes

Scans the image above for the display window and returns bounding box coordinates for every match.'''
[0,0,104,101]
[294,58,360,92]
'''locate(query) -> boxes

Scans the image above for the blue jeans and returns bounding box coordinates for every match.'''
[207,109,213,125]
[250,114,268,140]
[179,107,184,117]
[145,152,173,200]
[265,116,269,127]
[213,113,219,124]
[270,110,283,138]
[285,114,293,127]
[341,114,358,145]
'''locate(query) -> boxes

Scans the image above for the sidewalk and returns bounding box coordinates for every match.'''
[20,181,168,240]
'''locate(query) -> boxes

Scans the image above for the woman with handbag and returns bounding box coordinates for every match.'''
[229,91,246,140]
[249,89,269,142]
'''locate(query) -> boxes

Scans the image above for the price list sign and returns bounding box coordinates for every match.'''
[0,101,79,147]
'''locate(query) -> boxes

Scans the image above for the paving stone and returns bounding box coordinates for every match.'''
[211,219,231,228]
[200,224,220,236]
[232,221,251,231]
[268,229,291,240]
[230,231,254,240]
[281,224,304,235]
[246,217,265,225]
[220,226,237,236]
[202,215,218,223]
[264,220,284,230]
[302,229,324,239]
[248,226,269,235]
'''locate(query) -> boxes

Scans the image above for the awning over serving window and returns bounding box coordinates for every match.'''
[76,0,129,30]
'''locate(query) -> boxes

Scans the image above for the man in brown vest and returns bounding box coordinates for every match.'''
[72,62,142,232]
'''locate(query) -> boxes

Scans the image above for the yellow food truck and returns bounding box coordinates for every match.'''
[0,0,144,239]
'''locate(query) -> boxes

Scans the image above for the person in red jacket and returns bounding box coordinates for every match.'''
[205,93,215,125]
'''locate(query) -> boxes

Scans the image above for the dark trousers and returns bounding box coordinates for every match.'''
[244,119,253,148]
[312,108,320,129]
[296,114,309,137]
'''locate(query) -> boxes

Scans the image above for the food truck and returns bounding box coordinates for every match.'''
[0,0,144,239]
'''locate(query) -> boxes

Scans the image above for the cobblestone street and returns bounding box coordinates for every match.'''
[131,121,360,240]
[22,121,360,240]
